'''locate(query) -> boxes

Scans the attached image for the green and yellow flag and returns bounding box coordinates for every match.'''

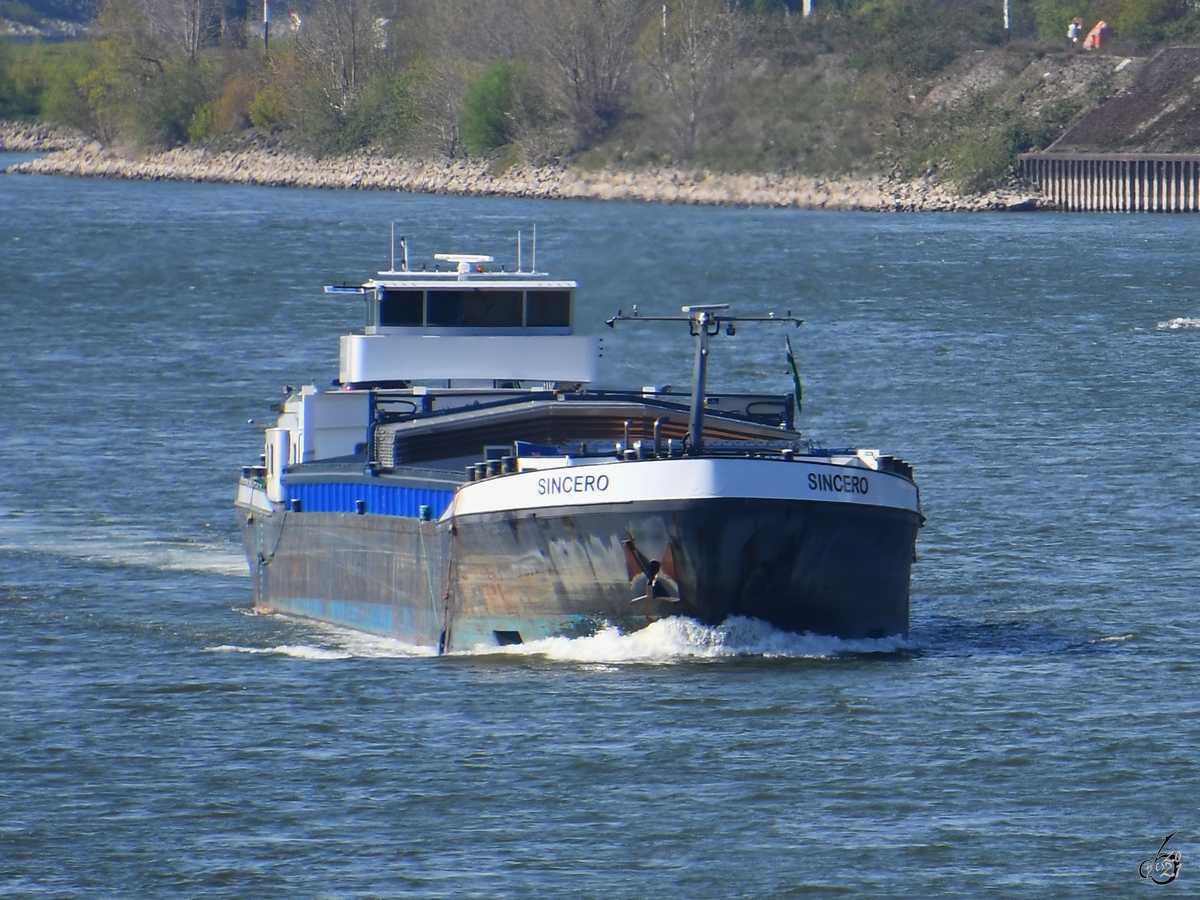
[785,334,802,416]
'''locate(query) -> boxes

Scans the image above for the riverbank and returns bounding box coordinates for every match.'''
[3,128,1042,212]
[0,121,88,152]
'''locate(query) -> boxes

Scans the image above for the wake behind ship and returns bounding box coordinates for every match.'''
[235,237,922,652]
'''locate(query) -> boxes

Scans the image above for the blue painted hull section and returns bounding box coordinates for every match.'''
[266,593,596,650]
[286,481,453,518]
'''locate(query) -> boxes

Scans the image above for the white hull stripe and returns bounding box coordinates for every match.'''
[235,480,276,514]
[448,457,919,518]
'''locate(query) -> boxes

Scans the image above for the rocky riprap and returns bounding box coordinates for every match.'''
[0,122,88,152]
[4,138,1041,212]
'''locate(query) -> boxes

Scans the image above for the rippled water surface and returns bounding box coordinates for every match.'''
[2,156,1198,897]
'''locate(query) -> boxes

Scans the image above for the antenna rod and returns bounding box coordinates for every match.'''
[688,310,714,453]
[517,230,522,273]
[532,223,537,274]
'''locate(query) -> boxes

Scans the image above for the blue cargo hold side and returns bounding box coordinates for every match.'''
[285,482,454,518]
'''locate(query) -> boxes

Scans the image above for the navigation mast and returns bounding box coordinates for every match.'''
[606,305,802,453]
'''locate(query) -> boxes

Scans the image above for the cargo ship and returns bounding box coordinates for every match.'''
[235,237,922,652]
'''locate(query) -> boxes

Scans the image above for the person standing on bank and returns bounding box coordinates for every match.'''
[1068,17,1083,46]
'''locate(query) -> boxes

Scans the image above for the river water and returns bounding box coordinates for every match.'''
[1,154,1197,897]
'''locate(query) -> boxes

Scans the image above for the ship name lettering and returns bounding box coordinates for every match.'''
[807,471,869,495]
[537,473,610,496]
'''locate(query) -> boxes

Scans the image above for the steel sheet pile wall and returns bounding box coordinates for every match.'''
[1019,154,1200,212]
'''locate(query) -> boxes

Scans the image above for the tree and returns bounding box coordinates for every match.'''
[639,0,738,158]
[80,0,168,142]
[174,0,223,62]
[295,0,386,113]
[531,0,651,143]
[0,39,39,119]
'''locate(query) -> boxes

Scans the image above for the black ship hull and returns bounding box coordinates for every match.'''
[238,492,919,651]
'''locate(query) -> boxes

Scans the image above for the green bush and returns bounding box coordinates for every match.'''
[188,99,216,142]
[0,39,20,119]
[0,39,48,118]
[845,0,1007,76]
[461,58,539,155]
[1029,0,1191,42]
[950,121,1047,193]
[285,69,422,155]
[341,70,420,150]
[249,82,288,130]
[135,59,214,147]
[41,42,99,133]
[1109,0,1190,41]
[0,39,99,122]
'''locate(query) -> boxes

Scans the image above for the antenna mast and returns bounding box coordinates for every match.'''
[607,306,802,454]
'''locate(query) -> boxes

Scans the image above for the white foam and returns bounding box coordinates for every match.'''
[234,615,440,658]
[148,541,248,576]
[1157,317,1200,330]
[465,615,906,663]
[228,613,903,663]
[206,643,354,660]
[318,626,439,658]
[1090,632,1135,644]
[0,515,248,576]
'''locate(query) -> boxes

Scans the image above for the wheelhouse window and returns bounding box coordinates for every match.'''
[427,290,523,327]
[374,287,574,328]
[379,289,423,326]
[526,290,571,327]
